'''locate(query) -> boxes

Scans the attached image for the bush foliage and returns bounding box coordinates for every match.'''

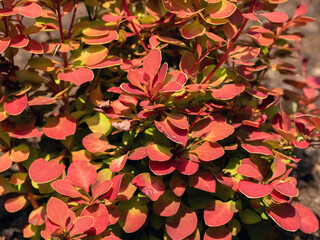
[0,0,319,239]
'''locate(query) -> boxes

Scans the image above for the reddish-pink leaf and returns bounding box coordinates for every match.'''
[149,159,176,175]
[16,2,42,18]
[67,161,97,194]
[272,181,298,197]
[69,216,94,237]
[43,115,76,140]
[82,132,114,154]
[58,68,94,86]
[204,123,234,142]
[147,143,172,162]
[132,173,165,201]
[237,158,263,181]
[128,146,148,160]
[81,203,109,235]
[109,153,128,172]
[24,39,43,54]
[190,142,224,161]
[89,56,122,69]
[166,113,189,130]
[292,139,309,149]
[170,173,187,197]
[29,158,65,184]
[2,120,42,139]
[267,203,300,232]
[107,205,120,225]
[4,194,27,213]
[51,179,83,199]
[269,154,287,182]
[176,156,198,175]
[238,180,273,198]
[143,48,161,81]
[260,12,288,23]
[160,81,183,92]
[100,174,123,202]
[120,83,146,96]
[292,203,319,234]
[204,200,234,227]
[0,152,12,172]
[189,169,216,193]
[46,197,69,228]
[9,34,29,48]
[91,180,112,200]
[241,143,273,156]
[153,190,181,217]
[181,20,206,39]
[204,226,232,240]
[28,96,56,106]
[207,0,236,19]
[166,204,198,240]
[211,84,245,100]
[4,95,27,115]
[0,37,10,53]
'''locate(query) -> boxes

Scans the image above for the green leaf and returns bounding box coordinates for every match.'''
[85,112,111,135]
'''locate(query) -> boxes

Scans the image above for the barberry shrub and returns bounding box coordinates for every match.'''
[0,0,319,239]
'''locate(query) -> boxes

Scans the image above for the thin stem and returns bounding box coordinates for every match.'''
[55,0,68,68]
[121,0,149,53]
[201,0,256,84]
[17,163,39,210]
[67,0,79,39]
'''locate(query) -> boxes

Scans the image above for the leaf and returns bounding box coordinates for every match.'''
[204,226,232,240]
[43,115,76,140]
[207,0,237,19]
[204,123,234,142]
[211,84,245,100]
[100,174,123,202]
[238,180,273,198]
[189,169,216,193]
[132,172,165,201]
[170,173,187,197]
[162,0,195,18]
[260,12,288,23]
[67,161,97,194]
[16,2,42,18]
[292,203,319,234]
[0,152,12,172]
[83,26,110,37]
[4,194,27,213]
[10,144,29,162]
[82,132,114,153]
[241,143,273,156]
[0,37,10,53]
[166,113,189,130]
[29,158,65,184]
[28,96,56,106]
[153,189,181,217]
[190,142,224,161]
[28,57,55,71]
[181,20,206,39]
[149,158,176,176]
[24,39,43,54]
[79,45,108,66]
[267,203,300,232]
[176,156,199,175]
[0,175,19,195]
[204,200,234,227]
[58,68,94,86]
[118,195,148,233]
[269,154,286,182]
[147,143,172,162]
[69,216,94,237]
[82,31,118,45]
[109,153,128,172]
[272,181,298,197]
[143,48,161,82]
[46,197,69,228]
[51,179,83,199]
[4,95,28,115]
[81,203,109,235]
[91,180,113,200]
[165,204,198,240]
[237,158,263,181]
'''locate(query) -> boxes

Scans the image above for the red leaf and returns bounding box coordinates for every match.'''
[69,216,94,237]
[82,132,114,154]
[166,204,198,240]
[204,123,234,142]
[4,194,27,213]
[269,154,287,183]
[153,190,181,217]
[109,153,128,172]
[143,48,161,81]
[292,203,319,234]
[128,146,148,160]
[260,12,288,23]
[51,179,84,199]
[132,173,165,201]
[0,152,12,172]
[211,84,245,100]
[28,96,56,106]
[24,39,43,54]
[2,121,42,139]
[43,115,76,140]
[67,161,97,194]
[204,226,232,240]
[81,203,109,235]
[149,159,176,175]
[0,37,10,53]
[121,83,146,96]
[166,113,189,130]
[16,2,42,18]
[91,180,113,200]
[46,197,69,228]
[58,68,94,86]
[241,143,273,156]
[176,156,198,175]
[204,200,234,227]
[267,203,300,232]
[170,173,186,197]
[272,181,298,197]
[29,158,65,184]
[190,142,224,161]
[237,158,263,181]
[147,143,172,162]
[9,34,28,48]
[238,180,272,198]
[100,174,123,202]
[189,169,216,193]
[4,95,27,115]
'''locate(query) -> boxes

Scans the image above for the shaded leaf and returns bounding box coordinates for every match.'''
[204,200,234,227]
[204,226,232,240]
[189,169,216,193]
[153,189,181,217]
[81,203,109,235]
